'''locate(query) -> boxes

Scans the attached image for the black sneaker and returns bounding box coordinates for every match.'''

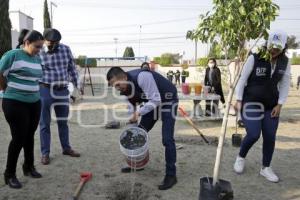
[4,174,22,189]
[158,175,177,190]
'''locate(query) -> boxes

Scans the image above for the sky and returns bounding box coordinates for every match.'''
[9,0,300,59]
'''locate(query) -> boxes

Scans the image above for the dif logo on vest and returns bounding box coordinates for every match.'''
[256,67,267,76]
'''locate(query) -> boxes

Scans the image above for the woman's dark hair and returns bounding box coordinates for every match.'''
[23,30,44,44]
[208,57,217,66]
[16,29,29,48]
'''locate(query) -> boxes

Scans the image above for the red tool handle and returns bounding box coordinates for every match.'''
[80,172,92,183]
[178,107,188,116]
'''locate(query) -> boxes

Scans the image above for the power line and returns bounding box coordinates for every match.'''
[57,2,211,10]
[68,36,185,45]
[65,31,186,36]
[62,17,197,32]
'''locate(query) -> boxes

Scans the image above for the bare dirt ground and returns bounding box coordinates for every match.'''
[0,86,299,200]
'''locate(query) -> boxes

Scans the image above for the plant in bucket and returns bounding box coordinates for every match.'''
[119,126,150,169]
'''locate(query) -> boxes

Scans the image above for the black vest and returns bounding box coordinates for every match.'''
[243,53,288,109]
[120,69,178,106]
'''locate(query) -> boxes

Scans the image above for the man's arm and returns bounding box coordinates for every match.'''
[67,47,79,88]
[137,71,162,116]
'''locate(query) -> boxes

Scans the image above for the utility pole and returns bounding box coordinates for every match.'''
[195,39,198,65]
[139,25,142,57]
[50,1,57,28]
[113,38,118,58]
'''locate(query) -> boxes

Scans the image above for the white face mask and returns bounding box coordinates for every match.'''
[208,63,215,68]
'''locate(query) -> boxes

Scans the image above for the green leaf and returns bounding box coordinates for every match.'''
[239,6,246,15]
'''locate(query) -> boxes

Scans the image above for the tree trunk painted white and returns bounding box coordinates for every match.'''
[212,34,264,186]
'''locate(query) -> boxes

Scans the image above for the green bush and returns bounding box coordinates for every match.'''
[291,56,300,65]
[75,56,97,67]
[160,55,172,66]
[153,57,161,64]
[197,57,209,66]
[123,47,135,60]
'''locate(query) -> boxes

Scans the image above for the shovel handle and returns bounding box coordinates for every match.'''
[179,107,210,144]
[72,180,85,200]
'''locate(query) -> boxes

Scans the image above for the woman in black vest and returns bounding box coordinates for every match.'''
[233,31,290,183]
[204,58,225,116]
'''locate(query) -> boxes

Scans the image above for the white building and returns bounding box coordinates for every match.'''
[9,10,33,48]
[287,49,300,58]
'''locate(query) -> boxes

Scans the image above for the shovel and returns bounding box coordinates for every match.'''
[232,115,243,147]
[72,172,92,200]
[178,106,210,144]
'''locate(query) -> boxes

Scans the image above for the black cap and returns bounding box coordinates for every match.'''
[43,28,62,41]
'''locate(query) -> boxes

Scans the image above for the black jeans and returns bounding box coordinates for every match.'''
[2,99,41,177]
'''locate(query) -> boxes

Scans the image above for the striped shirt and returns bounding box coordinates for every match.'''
[39,43,79,87]
[0,49,43,103]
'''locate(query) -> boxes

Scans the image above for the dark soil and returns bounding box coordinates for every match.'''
[105,182,150,200]
[120,130,146,150]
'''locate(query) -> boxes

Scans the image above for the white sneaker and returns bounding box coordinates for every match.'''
[260,167,279,183]
[234,155,245,174]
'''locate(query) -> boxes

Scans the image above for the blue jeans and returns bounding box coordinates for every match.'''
[139,100,178,176]
[239,104,279,167]
[39,85,71,156]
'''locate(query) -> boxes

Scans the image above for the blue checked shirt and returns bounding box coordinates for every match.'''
[39,43,79,87]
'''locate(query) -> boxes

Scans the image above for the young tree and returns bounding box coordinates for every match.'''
[192,0,279,186]
[287,35,300,49]
[0,0,12,57]
[123,47,135,60]
[208,41,222,59]
[44,0,51,29]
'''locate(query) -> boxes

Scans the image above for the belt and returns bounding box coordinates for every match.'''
[39,83,67,90]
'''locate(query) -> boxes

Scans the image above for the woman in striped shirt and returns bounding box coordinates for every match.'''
[0,30,44,189]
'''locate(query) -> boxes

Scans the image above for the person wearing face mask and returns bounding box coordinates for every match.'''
[204,58,225,116]
[39,28,80,165]
[0,30,44,189]
[233,30,291,183]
